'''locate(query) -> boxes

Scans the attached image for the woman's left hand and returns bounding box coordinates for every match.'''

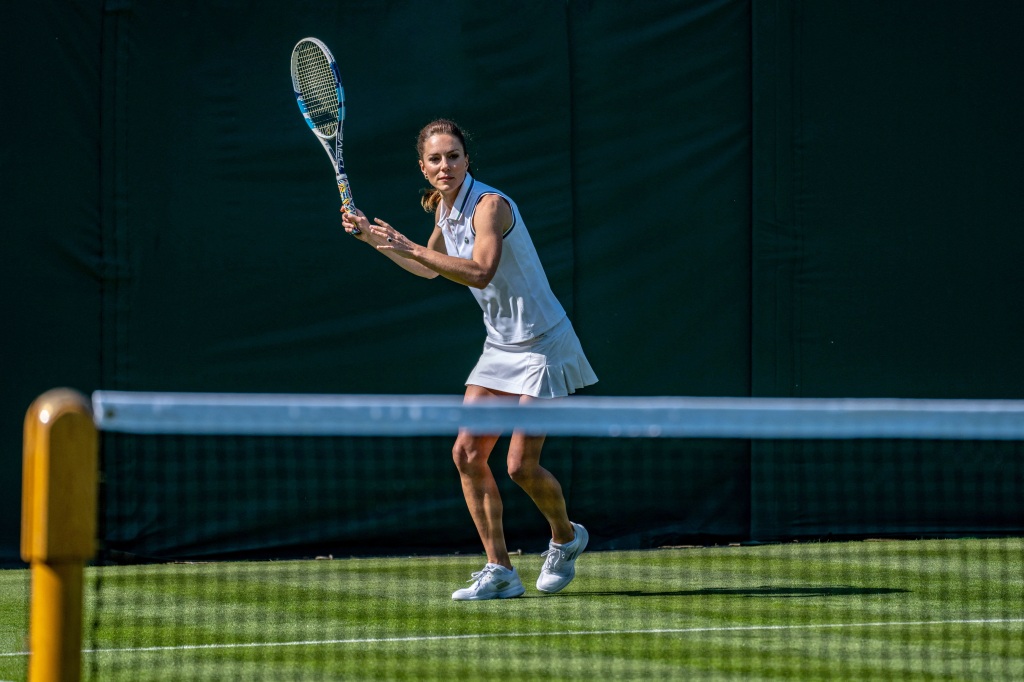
[369,219,414,256]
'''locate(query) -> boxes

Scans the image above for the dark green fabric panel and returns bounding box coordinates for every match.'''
[100,434,475,560]
[10,0,1023,563]
[753,0,1024,399]
[92,0,757,558]
[98,433,751,560]
[564,0,754,544]
[750,440,1024,542]
[570,439,751,548]
[0,1,105,564]
[750,0,1024,539]
[570,0,753,397]
[105,1,572,394]
[4,0,758,565]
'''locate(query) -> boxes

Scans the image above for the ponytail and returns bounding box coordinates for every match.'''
[420,187,443,213]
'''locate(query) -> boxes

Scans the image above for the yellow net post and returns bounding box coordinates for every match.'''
[21,389,98,682]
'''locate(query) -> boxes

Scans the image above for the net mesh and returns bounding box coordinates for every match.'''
[83,392,1024,680]
[292,41,339,136]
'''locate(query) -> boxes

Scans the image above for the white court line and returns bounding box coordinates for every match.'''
[2,617,1021,657]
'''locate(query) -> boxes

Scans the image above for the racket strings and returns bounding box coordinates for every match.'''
[294,43,339,136]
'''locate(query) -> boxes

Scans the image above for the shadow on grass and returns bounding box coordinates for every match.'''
[567,585,909,598]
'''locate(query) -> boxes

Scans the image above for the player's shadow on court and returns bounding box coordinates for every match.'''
[569,585,909,598]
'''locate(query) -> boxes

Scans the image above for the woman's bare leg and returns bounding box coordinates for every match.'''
[506,396,574,544]
[453,385,510,568]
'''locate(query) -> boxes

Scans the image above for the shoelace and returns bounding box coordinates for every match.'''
[540,546,568,572]
[467,565,500,584]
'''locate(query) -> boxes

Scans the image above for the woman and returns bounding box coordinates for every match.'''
[341,119,598,601]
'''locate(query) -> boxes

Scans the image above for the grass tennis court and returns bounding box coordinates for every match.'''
[2,538,1022,680]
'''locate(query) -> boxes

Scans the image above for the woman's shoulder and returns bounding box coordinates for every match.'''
[472,178,515,206]
[469,175,503,196]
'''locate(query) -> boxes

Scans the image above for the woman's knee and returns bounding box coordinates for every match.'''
[453,439,488,475]
[507,458,538,485]
[506,435,545,485]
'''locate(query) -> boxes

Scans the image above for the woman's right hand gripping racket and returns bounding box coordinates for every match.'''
[290,37,360,234]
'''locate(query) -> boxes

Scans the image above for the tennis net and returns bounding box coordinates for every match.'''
[29,392,1024,680]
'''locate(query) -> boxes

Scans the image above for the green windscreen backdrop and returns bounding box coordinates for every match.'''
[750,0,1024,539]
[753,0,1024,399]
[3,1,1022,563]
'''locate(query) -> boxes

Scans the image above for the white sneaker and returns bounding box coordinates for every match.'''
[536,522,589,594]
[452,563,526,601]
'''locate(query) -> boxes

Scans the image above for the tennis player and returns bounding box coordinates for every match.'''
[341,119,597,600]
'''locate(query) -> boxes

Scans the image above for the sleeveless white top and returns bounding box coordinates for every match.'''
[438,175,566,343]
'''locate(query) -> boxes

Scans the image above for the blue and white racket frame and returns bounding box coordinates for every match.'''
[290,37,358,225]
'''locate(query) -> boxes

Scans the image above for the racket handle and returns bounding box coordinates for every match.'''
[337,174,359,234]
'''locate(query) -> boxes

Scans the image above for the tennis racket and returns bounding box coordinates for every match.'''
[290,37,359,231]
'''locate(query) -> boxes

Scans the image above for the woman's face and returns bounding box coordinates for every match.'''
[419,134,469,196]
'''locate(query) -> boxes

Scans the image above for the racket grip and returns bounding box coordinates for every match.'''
[337,176,359,234]
[337,177,356,211]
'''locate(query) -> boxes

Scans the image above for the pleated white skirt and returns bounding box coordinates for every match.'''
[466,316,599,399]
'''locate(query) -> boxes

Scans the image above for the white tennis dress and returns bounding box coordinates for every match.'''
[438,174,598,398]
